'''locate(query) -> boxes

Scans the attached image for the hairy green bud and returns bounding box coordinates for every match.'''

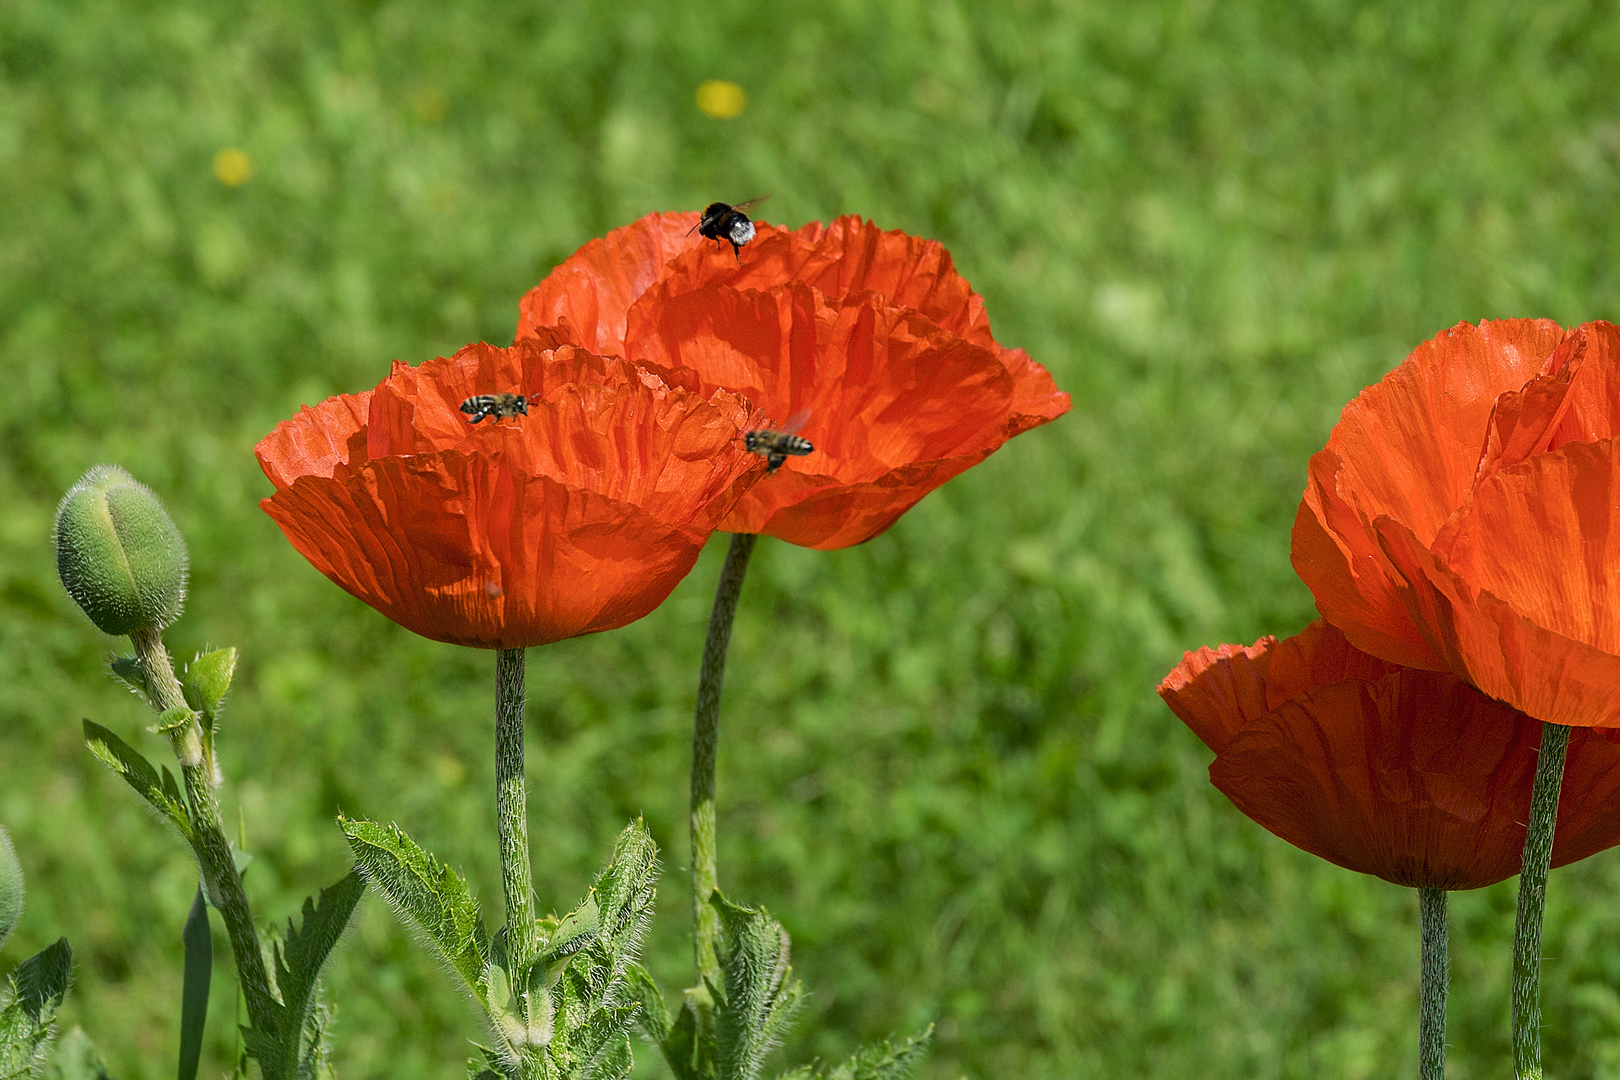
[0,823,23,948]
[53,465,188,636]
[183,647,238,725]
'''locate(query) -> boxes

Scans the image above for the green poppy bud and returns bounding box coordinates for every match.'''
[0,824,22,949]
[54,465,188,636]
[182,647,238,725]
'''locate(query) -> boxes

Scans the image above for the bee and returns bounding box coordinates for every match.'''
[743,411,813,474]
[692,197,769,261]
[460,393,536,424]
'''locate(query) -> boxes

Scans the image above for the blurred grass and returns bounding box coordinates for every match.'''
[2,0,1620,1076]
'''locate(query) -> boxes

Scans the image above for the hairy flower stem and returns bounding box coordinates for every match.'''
[1513,720,1571,1080]
[690,532,757,984]
[496,647,536,968]
[1419,887,1448,1080]
[128,628,277,1039]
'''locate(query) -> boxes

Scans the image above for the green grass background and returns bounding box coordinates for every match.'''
[3,0,1620,1076]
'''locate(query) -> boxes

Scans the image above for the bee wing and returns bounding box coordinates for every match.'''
[730,195,770,214]
[779,408,811,435]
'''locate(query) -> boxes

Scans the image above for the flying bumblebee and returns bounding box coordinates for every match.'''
[744,412,813,474]
[692,197,768,261]
[460,393,536,424]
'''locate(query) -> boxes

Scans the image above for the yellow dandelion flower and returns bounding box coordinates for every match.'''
[213,148,252,187]
[696,80,747,119]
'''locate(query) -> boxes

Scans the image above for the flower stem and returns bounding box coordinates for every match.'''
[1419,887,1448,1080]
[128,628,277,1040]
[690,532,757,984]
[496,647,536,968]
[1513,720,1571,1080]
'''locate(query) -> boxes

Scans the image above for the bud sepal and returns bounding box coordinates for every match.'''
[54,465,188,636]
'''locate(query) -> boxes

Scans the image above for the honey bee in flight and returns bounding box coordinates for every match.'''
[744,411,813,474]
[692,197,769,261]
[460,393,536,424]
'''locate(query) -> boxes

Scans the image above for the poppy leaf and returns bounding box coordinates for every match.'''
[107,654,153,707]
[711,891,805,1080]
[801,1026,934,1080]
[339,817,491,1007]
[0,937,72,1077]
[622,962,672,1048]
[262,869,366,1079]
[83,720,192,839]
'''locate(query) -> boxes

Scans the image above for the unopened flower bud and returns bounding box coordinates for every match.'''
[183,647,238,724]
[54,465,188,636]
[0,824,22,948]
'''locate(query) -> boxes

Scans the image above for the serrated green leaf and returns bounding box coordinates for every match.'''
[0,939,71,1080]
[107,655,152,706]
[14,940,72,1025]
[622,963,670,1047]
[712,895,803,1080]
[589,825,657,960]
[340,818,489,1003]
[0,828,22,951]
[82,721,191,839]
[181,647,237,727]
[179,886,211,1080]
[812,1027,933,1080]
[266,868,364,1079]
[662,987,714,1080]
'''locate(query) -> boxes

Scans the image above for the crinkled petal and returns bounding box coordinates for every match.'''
[515,212,704,354]
[626,281,1055,547]
[1376,511,1620,728]
[1550,320,1620,449]
[256,338,760,648]
[256,392,372,487]
[1261,619,1405,709]
[1326,319,1566,544]
[1211,671,1620,889]
[1157,636,1276,755]
[262,450,709,649]
[1293,452,1446,669]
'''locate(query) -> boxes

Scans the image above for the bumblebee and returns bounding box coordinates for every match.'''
[693,197,768,261]
[460,393,535,424]
[744,423,814,474]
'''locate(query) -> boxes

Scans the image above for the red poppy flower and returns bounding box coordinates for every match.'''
[255,337,760,648]
[516,212,1070,549]
[1293,319,1620,727]
[1159,620,1620,889]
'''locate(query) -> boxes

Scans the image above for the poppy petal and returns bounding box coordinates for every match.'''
[1157,636,1276,754]
[256,392,373,487]
[1550,320,1620,449]
[1211,672,1620,889]
[1293,451,1446,669]
[515,212,704,355]
[257,339,759,648]
[1375,509,1620,728]
[1166,622,1620,888]
[263,454,709,649]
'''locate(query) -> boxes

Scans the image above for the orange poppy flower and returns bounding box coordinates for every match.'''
[516,212,1070,549]
[1159,620,1620,889]
[256,337,760,648]
[1293,319,1620,727]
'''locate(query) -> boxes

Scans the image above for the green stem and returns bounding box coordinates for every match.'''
[128,628,278,1041]
[496,647,536,969]
[1419,887,1447,1080]
[1513,720,1571,1080]
[690,532,757,984]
